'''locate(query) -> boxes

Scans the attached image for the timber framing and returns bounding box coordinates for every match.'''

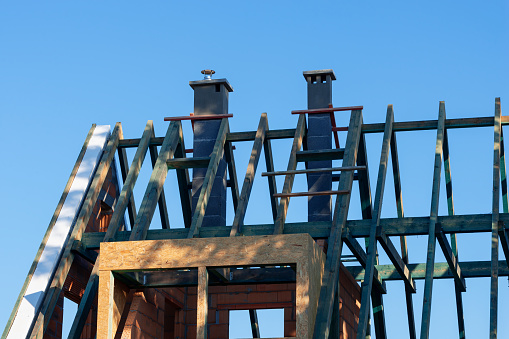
[6,98,509,339]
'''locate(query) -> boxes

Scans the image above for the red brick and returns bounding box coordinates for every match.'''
[218,310,229,324]
[256,283,289,292]
[186,325,197,339]
[278,291,293,302]
[226,285,254,293]
[284,320,296,337]
[187,294,197,308]
[247,292,276,304]
[208,286,227,294]
[185,309,197,324]
[209,293,217,308]
[284,307,295,321]
[207,309,216,323]
[209,324,229,339]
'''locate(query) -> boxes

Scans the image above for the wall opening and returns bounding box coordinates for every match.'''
[229,309,284,338]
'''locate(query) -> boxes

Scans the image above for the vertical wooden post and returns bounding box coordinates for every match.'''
[391,130,417,339]
[490,97,502,339]
[442,124,466,338]
[357,106,394,339]
[197,267,209,339]
[420,102,446,339]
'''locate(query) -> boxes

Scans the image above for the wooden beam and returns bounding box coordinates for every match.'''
[347,260,509,280]
[499,128,509,267]
[130,121,182,241]
[116,141,137,228]
[174,137,193,229]
[167,157,210,169]
[231,114,268,236]
[376,231,416,292]
[80,214,509,250]
[442,122,467,338]
[390,129,417,339]
[2,124,97,339]
[296,148,344,162]
[225,137,240,212]
[68,120,155,339]
[435,224,466,291]
[30,123,122,338]
[420,102,446,339]
[262,166,365,177]
[273,114,306,235]
[490,97,502,339]
[273,190,350,198]
[313,110,362,339]
[188,118,230,238]
[116,116,509,148]
[227,128,296,142]
[357,105,394,339]
[362,115,509,134]
[197,267,209,339]
[342,232,387,294]
[149,127,171,230]
[263,123,278,222]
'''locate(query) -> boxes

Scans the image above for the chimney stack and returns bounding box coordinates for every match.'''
[189,71,233,227]
[303,69,336,222]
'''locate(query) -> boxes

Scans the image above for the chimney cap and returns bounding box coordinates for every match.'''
[189,78,234,92]
[303,69,336,81]
[201,69,215,75]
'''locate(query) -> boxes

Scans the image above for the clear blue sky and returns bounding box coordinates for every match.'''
[1,1,508,338]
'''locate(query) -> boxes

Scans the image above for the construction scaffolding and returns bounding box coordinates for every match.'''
[3,69,508,339]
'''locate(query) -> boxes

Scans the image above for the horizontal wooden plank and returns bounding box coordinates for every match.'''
[167,157,210,169]
[164,114,233,121]
[347,260,509,281]
[227,129,296,142]
[80,213,509,250]
[362,116,509,134]
[296,149,345,162]
[262,166,365,177]
[118,116,509,148]
[274,190,350,198]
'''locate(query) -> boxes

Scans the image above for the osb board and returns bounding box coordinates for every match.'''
[98,234,325,339]
[99,234,320,271]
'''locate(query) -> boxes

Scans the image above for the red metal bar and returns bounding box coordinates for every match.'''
[164,114,233,121]
[291,106,363,115]
[332,127,349,132]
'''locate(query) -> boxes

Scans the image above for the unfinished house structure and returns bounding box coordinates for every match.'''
[3,69,508,339]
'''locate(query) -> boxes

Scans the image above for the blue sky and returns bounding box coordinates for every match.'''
[1,1,508,338]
